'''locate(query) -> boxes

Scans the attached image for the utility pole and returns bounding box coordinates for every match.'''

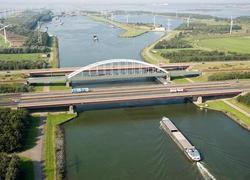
[126,14,129,24]
[153,15,156,27]
[167,19,171,32]
[187,16,190,28]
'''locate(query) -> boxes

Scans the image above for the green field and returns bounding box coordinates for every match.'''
[44,113,77,180]
[197,36,250,54]
[0,53,44,61]
[49,84,71,91]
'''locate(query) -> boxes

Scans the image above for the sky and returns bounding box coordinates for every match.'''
[1,0,250,4]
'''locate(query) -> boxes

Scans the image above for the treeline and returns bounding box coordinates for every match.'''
[154,33,192,49]
[0,59,48,70]
[0,108,31,152]
[237,92,250,106]
[0,153,20,180]
[161,50,250,63]
[25,31,51,47]
[0,47,50,54]
[0,84,34,93]
[177,22,242,34]
[208,71,250,81]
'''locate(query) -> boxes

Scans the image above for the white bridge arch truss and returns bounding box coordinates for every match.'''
[67,59,169,80]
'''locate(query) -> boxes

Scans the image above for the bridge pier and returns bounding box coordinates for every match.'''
[193,96,203,104]
[66,81,71,87]
[69,105,75,114]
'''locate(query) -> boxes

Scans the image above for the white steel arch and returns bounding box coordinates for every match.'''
[67,59,169,79]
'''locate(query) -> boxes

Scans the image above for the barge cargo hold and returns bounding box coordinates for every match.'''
[160,117,201,162]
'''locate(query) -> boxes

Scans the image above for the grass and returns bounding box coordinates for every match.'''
[197,36,250,54]
[0,73,27,82]
[19,156,34,180]
[33,85,44,92]
[205,100,250,127]
[49,84,71,91]
[44,113,77,180]
[172,77,190,83]
[89,15,151,38]
[0,53,45,61]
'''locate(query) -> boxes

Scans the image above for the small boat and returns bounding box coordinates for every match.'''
[184,147,201,162]
[93,34,99,41]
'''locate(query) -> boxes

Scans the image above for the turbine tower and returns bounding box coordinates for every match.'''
[187,16,190,28]
[37,21,42,45]
[0,24,11,43]
[126,14,129,24]
[167,19,171,32]
[153,15,156,27]
[230,16,233,35]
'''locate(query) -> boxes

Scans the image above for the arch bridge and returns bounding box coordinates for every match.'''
[67,59,170,82]
[27,59,170,85]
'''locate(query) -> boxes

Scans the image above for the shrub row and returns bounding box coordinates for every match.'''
[208,71,250,81]
[237,92,250,106]
[0,153,20,180]
[56,126,66,179]
[0,108,31,153]
[161,50,250,63]
[0,60,48,70]
[0,84,34,93]
[0,47,50,54]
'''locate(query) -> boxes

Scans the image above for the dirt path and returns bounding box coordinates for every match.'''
[20,115,46,180]
[223,99,250,118]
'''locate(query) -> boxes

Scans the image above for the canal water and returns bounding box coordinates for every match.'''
[45,15,182,67]
[64,103,250,180]
[44,14,250,180]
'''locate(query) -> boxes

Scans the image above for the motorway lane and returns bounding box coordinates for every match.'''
[18,88,243,108]
[18,86,242,107]
[19,83,235,102]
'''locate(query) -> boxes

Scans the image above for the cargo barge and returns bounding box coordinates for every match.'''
[160,117,201,162]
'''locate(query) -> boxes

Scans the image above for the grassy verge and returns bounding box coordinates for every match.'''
[50,36,59,68]
[33,85,44,92]
[19,156,34,180]
[172,77,190,84]
[89,15,151,38]
[229,98,250,114]
[204,100,250,128]
[44,113,77,180]
[49,84,71,91]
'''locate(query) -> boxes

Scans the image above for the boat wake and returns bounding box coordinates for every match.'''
[196,162,216,180]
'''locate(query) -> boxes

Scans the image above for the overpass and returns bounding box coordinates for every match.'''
[14,81,250,111]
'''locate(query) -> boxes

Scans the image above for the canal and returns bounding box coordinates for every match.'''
[46,15,250,180]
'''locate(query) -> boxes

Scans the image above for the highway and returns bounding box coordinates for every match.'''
[15,81,250,109]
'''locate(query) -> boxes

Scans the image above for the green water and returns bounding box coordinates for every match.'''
[64,103,250,180]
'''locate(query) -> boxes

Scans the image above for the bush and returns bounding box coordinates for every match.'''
[0,60,48,70]
[0,153,20,180]
[208,71,250,81]
[0,84,34,93]
[237,92,250,106]
[161,50,250,63]
[0,109,31,153]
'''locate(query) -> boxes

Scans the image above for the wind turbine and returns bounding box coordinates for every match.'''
[37,21,42,45]
[0,24,11,43]
[126,14,129,24]
[230,16,233,35]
